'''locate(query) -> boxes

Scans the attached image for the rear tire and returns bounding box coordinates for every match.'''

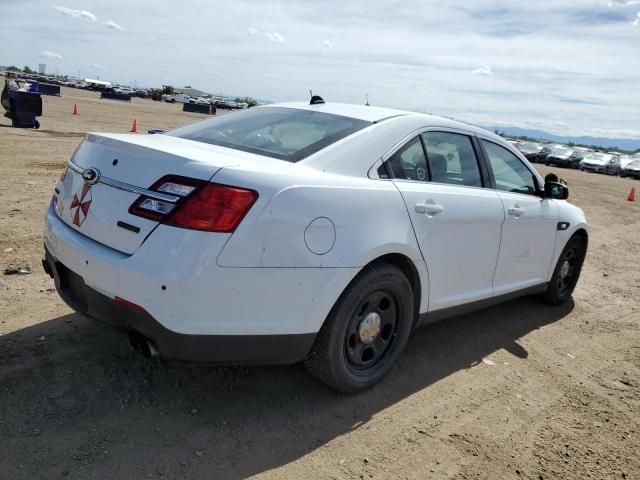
[541,235,586,305]
[305,263,414,393]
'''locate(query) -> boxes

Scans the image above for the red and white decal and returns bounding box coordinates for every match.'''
[70,184,92,227]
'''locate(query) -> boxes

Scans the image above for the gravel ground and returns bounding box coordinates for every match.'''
[0,86,638,480]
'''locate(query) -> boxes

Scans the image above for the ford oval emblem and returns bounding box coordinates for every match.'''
[81,168,101,186]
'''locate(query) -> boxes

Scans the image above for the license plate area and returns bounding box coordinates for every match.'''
[55,261,89,312]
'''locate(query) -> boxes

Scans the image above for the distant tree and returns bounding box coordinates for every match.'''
[235,96,258,107]
[184,85,192,88]
[23,66,33,74]
[568,142,575,147]
[493,128,505,137]
[6,66,21,72]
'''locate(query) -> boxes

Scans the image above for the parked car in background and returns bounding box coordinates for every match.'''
[619,159,640,179]
[580,153,621,175]
[545,147,583,168]
[113,87,135,95]
[536,145,553,163]
[516,142,545,162]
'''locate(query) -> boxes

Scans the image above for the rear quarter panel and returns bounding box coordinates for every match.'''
[215,167,424,269]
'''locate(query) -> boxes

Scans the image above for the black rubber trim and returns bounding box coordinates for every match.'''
[43,247,315,365]
[116,221,141,233]
[416,283,548,326]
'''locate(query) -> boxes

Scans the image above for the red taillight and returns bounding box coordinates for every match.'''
[129,176,258,233]
[166,183,258,232]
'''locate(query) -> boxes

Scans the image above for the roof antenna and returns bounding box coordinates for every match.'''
[365,93,370,106]
[309,89,325,105]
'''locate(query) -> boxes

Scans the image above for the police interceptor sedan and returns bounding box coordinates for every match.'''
[43,99,588,393]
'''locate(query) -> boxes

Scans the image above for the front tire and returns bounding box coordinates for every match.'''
[305,263,414,393]
[541,235,586,305]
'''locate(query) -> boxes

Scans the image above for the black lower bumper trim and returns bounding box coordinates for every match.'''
[43,248,316,365]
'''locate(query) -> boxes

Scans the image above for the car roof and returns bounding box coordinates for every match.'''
[265,101,481,130]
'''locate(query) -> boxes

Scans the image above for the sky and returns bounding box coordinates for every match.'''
[1,0,639,139]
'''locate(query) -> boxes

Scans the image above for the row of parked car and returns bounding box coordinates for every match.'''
[160,93,248,109]
[509,141,640,179]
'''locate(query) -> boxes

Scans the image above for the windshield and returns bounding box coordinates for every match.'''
[585,153,609,163]
[167,107,371,162]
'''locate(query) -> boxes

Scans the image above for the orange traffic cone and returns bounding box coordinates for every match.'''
[208,104,213,115]
[130,117,138,133]
[72,104,78,115]
[628,187,636,202]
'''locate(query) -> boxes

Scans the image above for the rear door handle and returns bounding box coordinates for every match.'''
[508,205,525,217]
[415,202,444,215]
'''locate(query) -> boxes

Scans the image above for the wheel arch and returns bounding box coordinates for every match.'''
[323,252,425,331]
[571,227,589,264]
[572,227,588,249]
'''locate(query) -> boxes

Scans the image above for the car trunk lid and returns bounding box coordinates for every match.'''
[55,133,244,254]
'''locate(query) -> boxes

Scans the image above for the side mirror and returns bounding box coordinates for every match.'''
[544,181,569,200]
[544,173,558,183]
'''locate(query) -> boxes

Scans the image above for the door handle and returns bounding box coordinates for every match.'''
[415,202,444,215]
[508,205,525,217]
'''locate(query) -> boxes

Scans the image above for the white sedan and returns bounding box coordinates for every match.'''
[43,99,588,392]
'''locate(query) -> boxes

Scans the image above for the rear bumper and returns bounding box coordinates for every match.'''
[43,247,315,364]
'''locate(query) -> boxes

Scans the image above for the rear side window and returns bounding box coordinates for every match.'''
[386,137,429,181]
[167,107,371,162]
[421,132,483,187]
[482,140,538,195]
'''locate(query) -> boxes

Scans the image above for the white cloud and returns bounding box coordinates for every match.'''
[323,39,333,48]
[632,11,640,25]
[212,72,222,76]
[54,6,97,22]
[41,50,62,59]
[265,31,285,42]
[608,0,640,6]
[89,63,105,69]
[247,26,260,36]
[472,65,493,76]
[264,73,276,78]
[103,20,125,31]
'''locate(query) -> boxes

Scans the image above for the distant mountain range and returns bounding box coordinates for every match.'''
[484,126,640,151]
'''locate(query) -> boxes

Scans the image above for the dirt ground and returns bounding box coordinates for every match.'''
[0,86,638,480]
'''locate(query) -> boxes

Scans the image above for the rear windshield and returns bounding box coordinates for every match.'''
[167,107,371,162]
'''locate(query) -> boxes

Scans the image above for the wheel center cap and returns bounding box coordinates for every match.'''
[358,312,381,344]
[559,260,570,279]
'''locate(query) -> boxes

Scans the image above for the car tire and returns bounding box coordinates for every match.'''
[541,235,586,306]
[305,263,414,393]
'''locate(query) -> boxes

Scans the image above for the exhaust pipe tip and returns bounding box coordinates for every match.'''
[142,338,159,358]
[129,330,159,358]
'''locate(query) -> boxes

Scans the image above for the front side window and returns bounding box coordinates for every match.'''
[482,140,538,195]
[421,132,483,187]
[167,107,371,162]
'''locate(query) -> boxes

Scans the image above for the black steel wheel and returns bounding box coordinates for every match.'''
[344,289,399,370]
[542,235,586,305]
[305,263,414,393]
